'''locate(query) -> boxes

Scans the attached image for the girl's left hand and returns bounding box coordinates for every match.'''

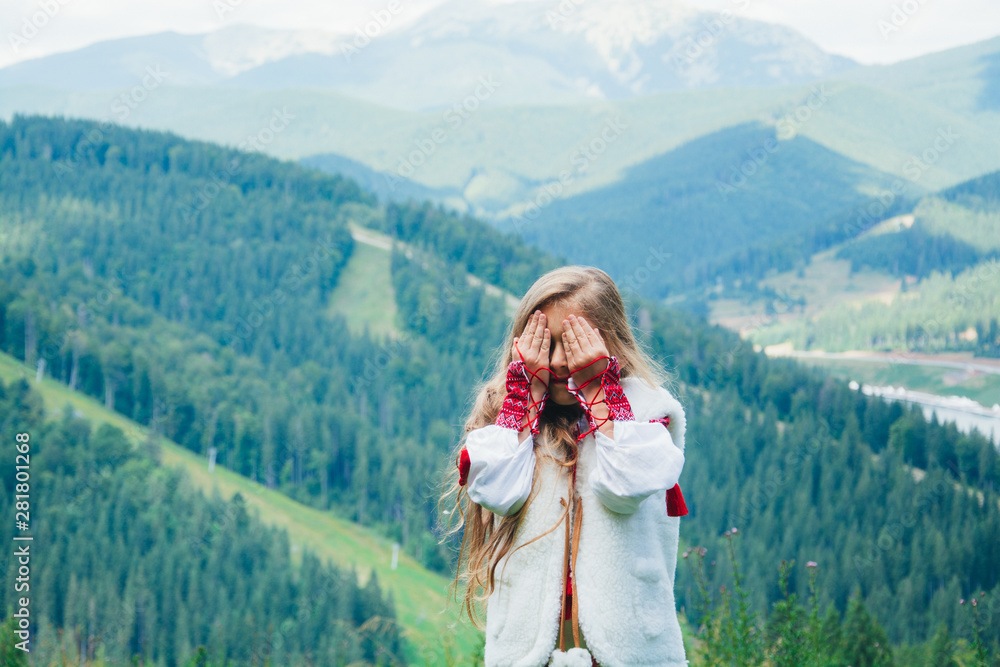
[562,314,609,397]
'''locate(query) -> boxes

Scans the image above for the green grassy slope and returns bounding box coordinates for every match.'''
[0,350,483,665]
[330,228,400,339]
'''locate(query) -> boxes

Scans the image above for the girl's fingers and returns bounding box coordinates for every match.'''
[562,321,577,350]
[532,313,546,352]
[525,311,539,342]
[568,315,592,356]
[562,331,576,368]
[583,320,609,356]
[578,317,599,346]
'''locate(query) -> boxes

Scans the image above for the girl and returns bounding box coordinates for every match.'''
[440,266,689,667]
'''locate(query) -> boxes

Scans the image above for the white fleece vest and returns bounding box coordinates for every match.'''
[483,377,689,667]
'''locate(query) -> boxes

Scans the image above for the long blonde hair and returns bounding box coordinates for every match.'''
[437,265,672,628]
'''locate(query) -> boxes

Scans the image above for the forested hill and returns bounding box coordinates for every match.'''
[0,375,404,665]
[1,115,999,662]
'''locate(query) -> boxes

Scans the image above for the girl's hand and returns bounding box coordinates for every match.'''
[563,314,609,398]
[513,310,551,394]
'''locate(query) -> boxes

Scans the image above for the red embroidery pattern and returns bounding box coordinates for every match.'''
[649,415,671,429]
[601,356,634,421]
[494,360,547,434]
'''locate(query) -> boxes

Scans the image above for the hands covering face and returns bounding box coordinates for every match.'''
[513,311,610,396]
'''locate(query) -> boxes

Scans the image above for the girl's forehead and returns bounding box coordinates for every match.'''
[540,299,580,320]
[539,301,588,338]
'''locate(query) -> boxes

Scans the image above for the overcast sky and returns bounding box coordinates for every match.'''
[2,0,999,69]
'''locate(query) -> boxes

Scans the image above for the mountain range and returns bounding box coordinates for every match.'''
[0,0,856,109]
[0,1,997,307]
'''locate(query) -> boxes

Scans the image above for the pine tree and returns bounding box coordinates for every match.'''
[0,615,29,666]
[927,623,957,667]
[841,593,894,667]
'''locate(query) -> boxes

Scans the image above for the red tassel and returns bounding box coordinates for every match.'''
[666,483,688,517]
[457,447,470,486]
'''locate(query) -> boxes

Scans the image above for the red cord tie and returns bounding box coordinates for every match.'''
[503,346,631,442]
[563,355,632,441]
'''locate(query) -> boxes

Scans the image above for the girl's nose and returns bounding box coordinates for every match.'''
[550,343,569,377]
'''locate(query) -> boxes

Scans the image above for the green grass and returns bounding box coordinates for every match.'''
[331,227,399,339]
[0,350,482,665]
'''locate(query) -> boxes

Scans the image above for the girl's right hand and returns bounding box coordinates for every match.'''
[513,310,551,394]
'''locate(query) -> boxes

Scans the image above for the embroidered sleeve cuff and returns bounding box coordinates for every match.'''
[494,360,547,434]
[463,424,536,516]
[601,356,634,421]
[590,420,685,515]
